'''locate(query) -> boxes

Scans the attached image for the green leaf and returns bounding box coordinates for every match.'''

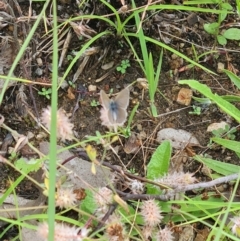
[146,140,172,194]
[204,22,219,35]
[80,189,96,221]
[194,155,240,175]
[222,2,233,10]
[221,95,240,102]
[223,69,240,90]
[212,137,240,153]
[219,3,232,22]
[151,103,158,117]
[217,35,227,45]
[223,28,240,40]
[15,158,42,173]
[179,80,240,123]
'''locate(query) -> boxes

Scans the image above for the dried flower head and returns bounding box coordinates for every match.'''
[140,199,163,227]
[156,227,174,241]
[56,187,77,209]
[106,222,127,241]
[37,222,89,241]
[154,171,196,189]
[129,179,144,194]
[142,225,155,239]
[40,106,74,141]
[231,216,240,237]
[94,187,113,208]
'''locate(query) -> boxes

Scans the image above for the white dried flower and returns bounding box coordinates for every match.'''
[231,216,240,237]
[40,106,74,141]
[129,179,144,194]
[37,222,89,241]
[106,221,128,241]
[94,187,113,207]
[56,187,77,209]
[140,199,163,227]
[154,171,196,189]
[142,225,155,239]
[156,227,174,241]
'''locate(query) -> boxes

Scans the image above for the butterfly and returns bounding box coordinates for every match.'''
[100,87,130,125]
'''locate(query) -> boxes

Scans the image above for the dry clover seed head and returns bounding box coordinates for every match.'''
[140,199,163,227]
[142,225,155,239]
[155,227,174,241]
[231,216,240,237]
[94,187,113,207]
[154,171,196,189]
[106,222,126,241]
[129,179,144,194]
[56,187,77,209]
[41,106,74,141]
[37,222,89,241]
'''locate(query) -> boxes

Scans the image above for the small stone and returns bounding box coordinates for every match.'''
[36,58,43,67]
[101,61,114,70]
[180,43,185,48]
[187,13,198,26]
[88,84,97,92]
[176,88,193,106]
[138,131,147,140]
[35,67,43,76]
[171,53,178,60]
[217,62,224,73]
[157,128,200,149]
[58,77,68,89]
[36,132,48,140]
[27,131,34,140]
[137,124,142,131]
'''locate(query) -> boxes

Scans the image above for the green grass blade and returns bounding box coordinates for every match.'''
[179,80,240,122]
[212,137,240,153]
[48,0,58,240]
[223,69,240,89]
[194,155,240,175]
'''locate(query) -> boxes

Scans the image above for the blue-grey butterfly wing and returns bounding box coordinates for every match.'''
[114,87,130,109]
[100,90,111,109]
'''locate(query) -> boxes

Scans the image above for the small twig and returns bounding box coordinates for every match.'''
[177,173,239,192]
[91,203,118,234]
[156,106,191,118]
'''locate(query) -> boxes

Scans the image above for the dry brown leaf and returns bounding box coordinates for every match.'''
[67,87,75,100]
[176,88,193,106]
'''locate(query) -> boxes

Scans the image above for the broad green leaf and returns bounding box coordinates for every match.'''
[212,137,240,153]
[146,140,172,194]
[179,80,240,123]
[194,155,240,175]
[223,28,240,40]
[220,3,232,22]
[15,158,42,173]
[204,22,219,35]
[223,69,240,90]
[80,189,96,220]
[217,35,227,45]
